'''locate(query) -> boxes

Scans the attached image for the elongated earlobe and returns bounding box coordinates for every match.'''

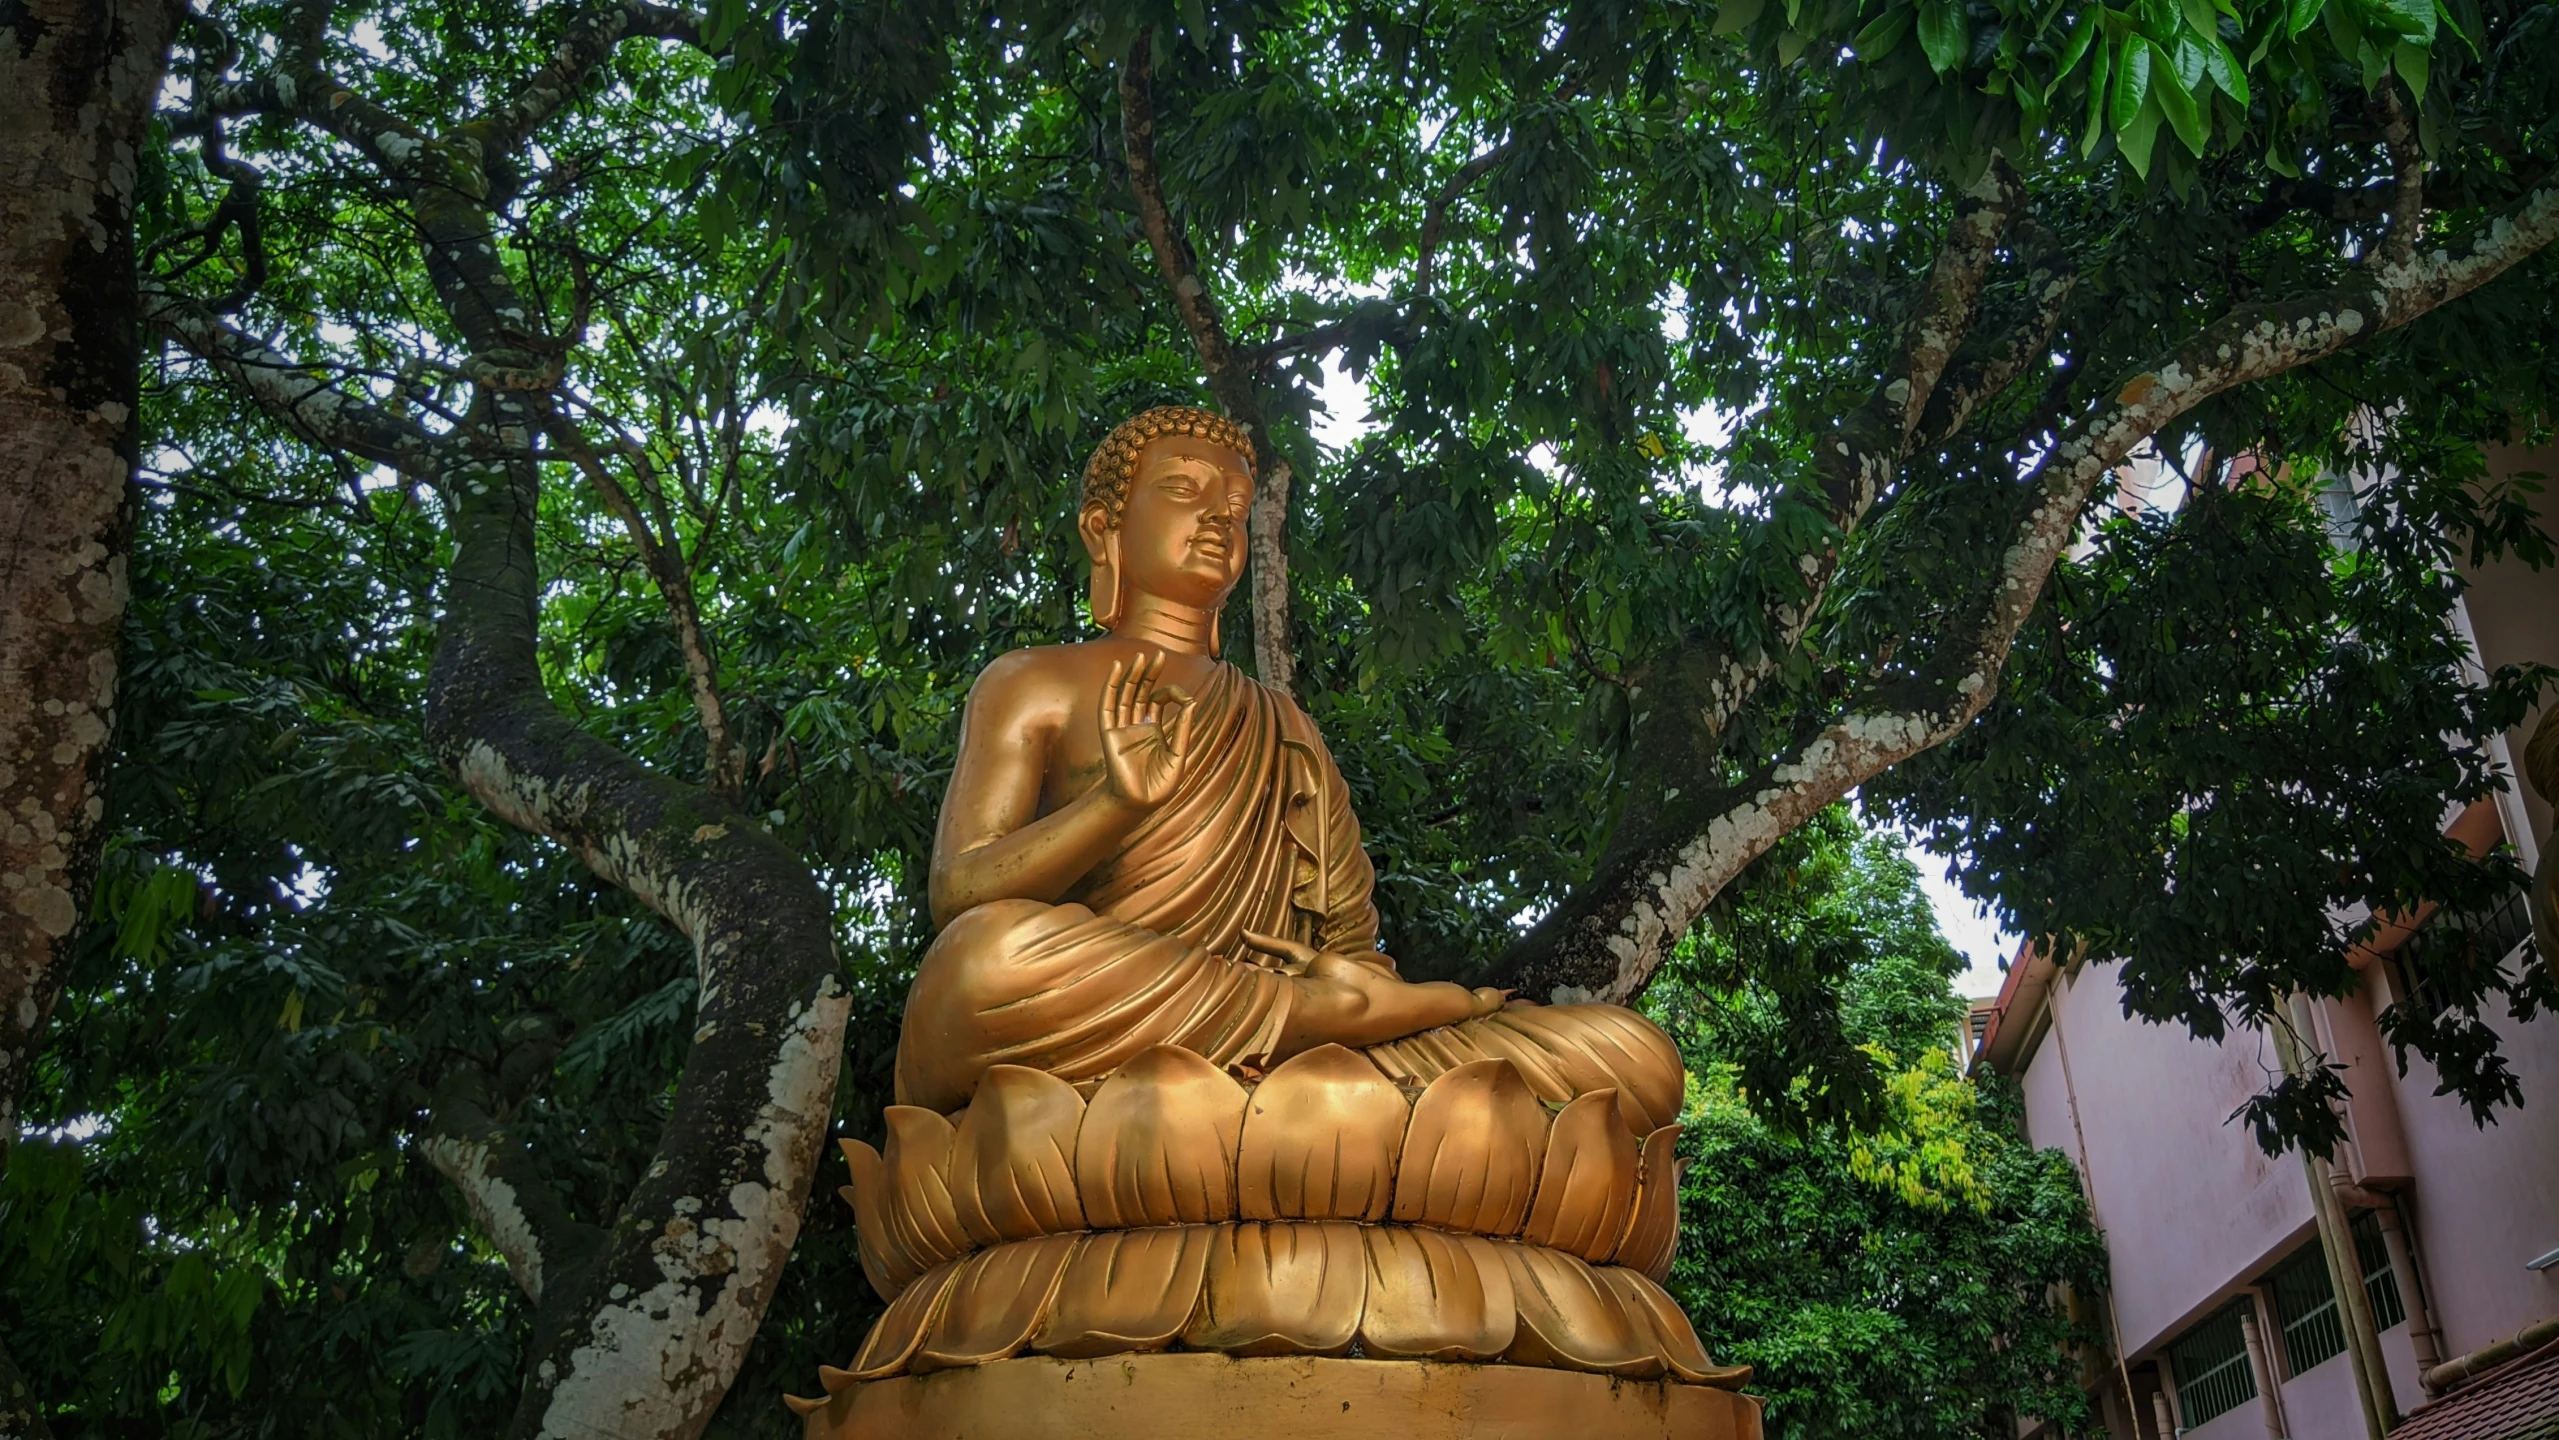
[1208,606,1221,658]
[1088,530,1124,630]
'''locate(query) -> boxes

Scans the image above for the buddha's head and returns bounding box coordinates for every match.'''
[1077,406,1256,637]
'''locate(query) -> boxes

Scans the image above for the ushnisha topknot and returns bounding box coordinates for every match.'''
[1078,405,1257,524]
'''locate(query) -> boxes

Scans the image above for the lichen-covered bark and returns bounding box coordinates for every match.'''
[0,0,179,1162]
[1501,179,2559,1006]
[0,5,180,1431]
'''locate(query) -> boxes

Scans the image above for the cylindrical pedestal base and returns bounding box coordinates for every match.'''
[795,1353,1762,1439]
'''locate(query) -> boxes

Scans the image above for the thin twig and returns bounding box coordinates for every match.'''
[543,413,741,797]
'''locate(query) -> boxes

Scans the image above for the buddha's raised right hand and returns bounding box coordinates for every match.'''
[1099,650,1197,811]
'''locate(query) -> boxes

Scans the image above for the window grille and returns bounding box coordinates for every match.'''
[2169,1302,2260,1429]
[2351,1209,2406,1332]
[2270,1239,2348,1376]
[2401,875,2538,1016]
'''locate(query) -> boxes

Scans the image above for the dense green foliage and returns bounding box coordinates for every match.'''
[4,0,2555,1429]
[1659,812,2109,1440]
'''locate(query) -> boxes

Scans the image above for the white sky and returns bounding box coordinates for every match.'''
[1306,360,2019,999]
[1910,854,2019,1000]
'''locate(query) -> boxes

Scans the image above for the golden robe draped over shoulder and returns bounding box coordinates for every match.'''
[896,664,1683,1129]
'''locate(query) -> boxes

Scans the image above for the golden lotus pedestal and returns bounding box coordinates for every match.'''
[797,1044,1757,1435]
[795,1353,1762,1439]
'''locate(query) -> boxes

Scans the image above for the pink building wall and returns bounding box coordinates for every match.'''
[1986,468,2558,1437]
[2386,994,2559,1359]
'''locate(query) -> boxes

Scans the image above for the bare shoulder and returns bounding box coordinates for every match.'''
[963,642,1112,733]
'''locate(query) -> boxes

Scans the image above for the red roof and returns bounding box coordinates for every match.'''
[2395,1340,2559,1440]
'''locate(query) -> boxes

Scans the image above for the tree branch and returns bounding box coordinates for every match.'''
[428,393,848,1439]
[195,69,433,189]
[1500,177,2559,1004]
[1700,158,2029,747]
[421,1092,602,1306]
[1416,143,1514,301]
[2375,82,2427,267]
[1120,31,1295,689]
[475,3,710,157]
[1926,233,2075,442]
[146,282,445,477]
[544,412,741,796]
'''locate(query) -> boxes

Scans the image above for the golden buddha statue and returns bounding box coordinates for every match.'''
[793,408,1759,1440]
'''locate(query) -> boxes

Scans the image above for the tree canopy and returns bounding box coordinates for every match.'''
[2,0,2555,1430]
[1654,810,2108,1439]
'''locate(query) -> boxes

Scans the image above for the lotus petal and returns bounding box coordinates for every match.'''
[1522,1089,1640,1262]
[1032,1226,1212,1358]
[1597,1265,1752,1388]
[1075,1045,1247,1227]
[911,1233,1078,1372]
[1480,1006,1684,1132]
[881,1106,973,1276]
[1390,1058,1546,1235]
[825,1257,961,1385]
[1612,1124,1683,1280]
[839,1137,909,1300]
[1236,1044,1409,1222]
[947,1065,1086,1245]
[1357,1225,1515,1361]
[1183,1220,1366,1357]
[1498,1241,1663,1378]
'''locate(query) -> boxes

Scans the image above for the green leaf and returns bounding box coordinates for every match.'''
[2265,141,2303,177]
[2358,35,2390,88]
[2204,31,2250,102]
[2056,8,2102,76]
[2153,43,2209,154]
[2119,88,2167,175]
[2392,37,2429,99]
[1852,6,1915,56]
[2109,37,2154,133]
[2081,32,2116,153]
[2287,0,2325,35]
[2379,0,2435,40]
[2179,0,2219,40]
[1853,5,1915,54]
[1713,0,1768,37]
[2170,32,2209,88]
[2435,0,2478,53]
[1918,0,1970,73]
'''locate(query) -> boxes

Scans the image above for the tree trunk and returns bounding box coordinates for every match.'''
[422,391,850,1440]
[0,0,179,1167]
[0,3,180,1429]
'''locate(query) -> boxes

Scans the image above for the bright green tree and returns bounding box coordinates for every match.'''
[1659,810,2109,1440]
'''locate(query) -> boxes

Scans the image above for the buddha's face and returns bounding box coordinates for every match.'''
[1084,434,1254,613]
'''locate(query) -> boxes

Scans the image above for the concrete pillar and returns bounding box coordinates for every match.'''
[2372,1191,2445,1373]
[2239,1298,2290,1438]
[2151,1386,2180,1438]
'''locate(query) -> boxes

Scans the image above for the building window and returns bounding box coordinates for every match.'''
[2169,1302,2261,1429]
[2351,1209,2407,1332]
[2399,872,2537,1016]
[2270,1239,2349,1376]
